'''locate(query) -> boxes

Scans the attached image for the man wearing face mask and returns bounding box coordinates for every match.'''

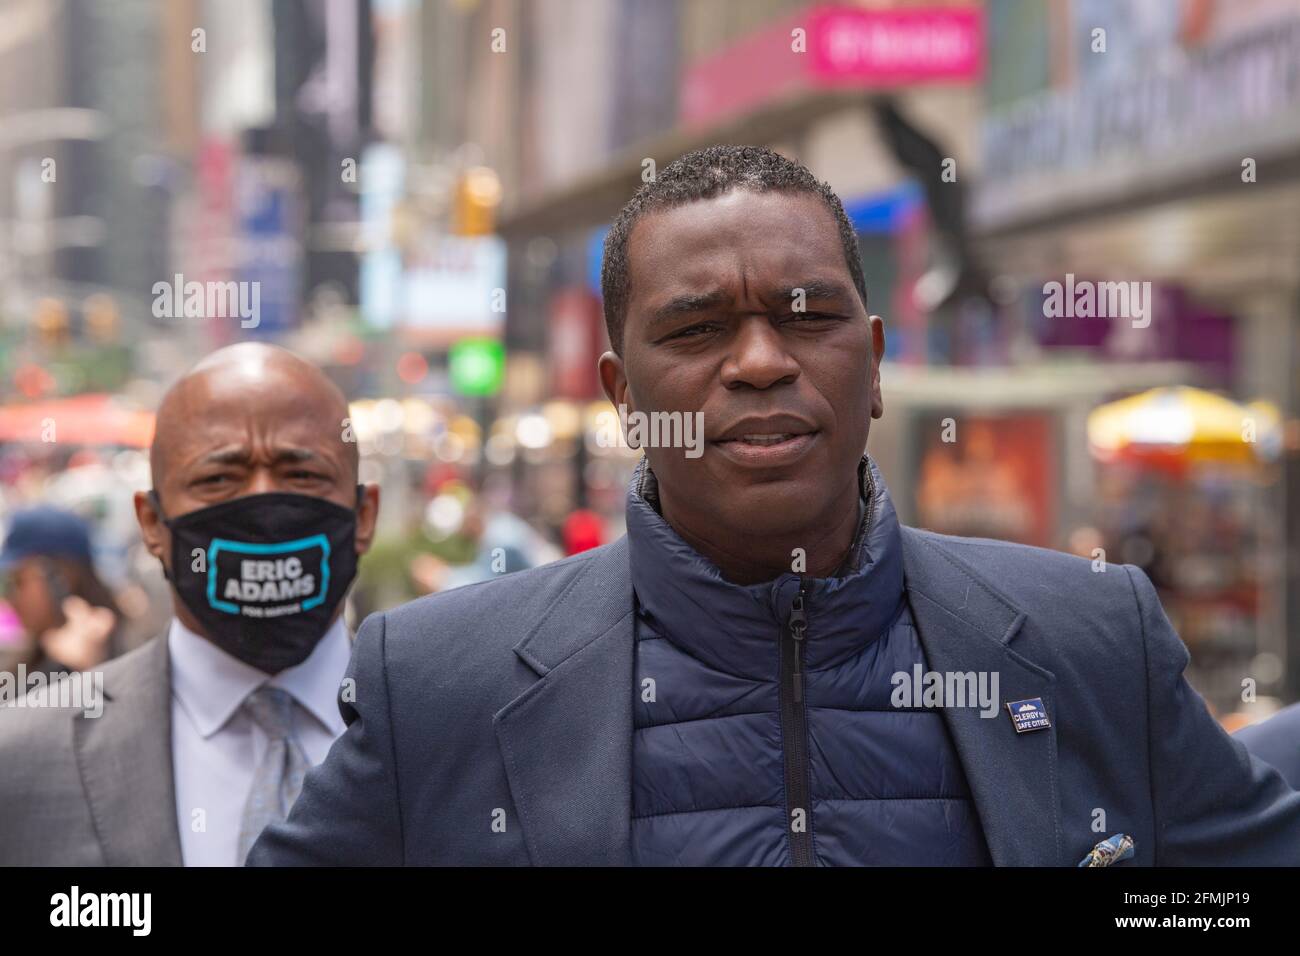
[0,343,379,865]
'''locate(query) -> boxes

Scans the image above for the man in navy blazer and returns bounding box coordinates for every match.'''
[249,146,1300,866]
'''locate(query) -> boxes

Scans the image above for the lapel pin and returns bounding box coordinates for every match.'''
[1006,697,1051,733]
[1077,833,1136,867]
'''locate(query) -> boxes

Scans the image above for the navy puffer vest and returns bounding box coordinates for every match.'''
[628,456,991,866]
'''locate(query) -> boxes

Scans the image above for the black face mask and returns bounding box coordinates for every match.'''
[151,489,361,674]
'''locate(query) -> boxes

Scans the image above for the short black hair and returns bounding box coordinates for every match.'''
[600,144,867,354]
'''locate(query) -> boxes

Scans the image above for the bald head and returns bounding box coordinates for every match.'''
[149,343,359,512]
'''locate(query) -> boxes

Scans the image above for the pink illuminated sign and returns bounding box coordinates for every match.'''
[808,6,982,84]
[681,5,983,128]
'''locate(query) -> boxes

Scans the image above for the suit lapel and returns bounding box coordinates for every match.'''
[901,528,1064,866]
[494,538,636,865]
[73,636,184,866]
[493,529,1066,866]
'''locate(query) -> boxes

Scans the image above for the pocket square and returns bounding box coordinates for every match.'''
[1077,833,1136,867]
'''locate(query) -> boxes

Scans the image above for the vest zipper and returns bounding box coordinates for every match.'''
[781,579,814,867]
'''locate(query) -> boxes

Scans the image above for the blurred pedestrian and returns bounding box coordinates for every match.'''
[0,343,379,865]
[0,506,120,674]
[562,508,605,555]
[439,491,561,590]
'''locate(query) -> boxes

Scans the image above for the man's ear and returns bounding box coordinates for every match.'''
[598,350,632,412]
[868,314,886,420]
[133,490,169,563]
[353,483,381,556]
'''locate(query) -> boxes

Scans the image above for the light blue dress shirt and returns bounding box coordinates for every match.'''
[168,616,350,866]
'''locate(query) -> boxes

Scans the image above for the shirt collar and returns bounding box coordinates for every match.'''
[168,616,351,739]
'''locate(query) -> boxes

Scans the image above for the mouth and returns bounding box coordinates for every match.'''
[725,432,803,446]
[712,430,819,467]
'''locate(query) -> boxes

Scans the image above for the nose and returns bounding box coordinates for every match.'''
[720,316,800,391]
[246,469,279,496]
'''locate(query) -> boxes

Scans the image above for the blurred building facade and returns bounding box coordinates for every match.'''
[975,0,1300,711]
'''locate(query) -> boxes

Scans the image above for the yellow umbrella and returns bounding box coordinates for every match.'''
[1087,386,1281,467]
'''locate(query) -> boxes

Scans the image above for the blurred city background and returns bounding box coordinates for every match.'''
[2,0,1299,723]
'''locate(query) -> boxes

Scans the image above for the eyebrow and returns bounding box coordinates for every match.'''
[198,447,323,467]
[646,278,856,332]
[645,289,731,332]
[770,278,856,305]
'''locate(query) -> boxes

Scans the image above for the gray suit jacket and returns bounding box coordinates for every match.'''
[0,636,183,865]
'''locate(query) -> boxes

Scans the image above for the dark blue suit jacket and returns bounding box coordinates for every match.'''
[1237,703,1300,790]
[248,528,1300,865]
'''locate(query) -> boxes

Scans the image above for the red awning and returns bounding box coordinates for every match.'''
[0,394,154,448]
